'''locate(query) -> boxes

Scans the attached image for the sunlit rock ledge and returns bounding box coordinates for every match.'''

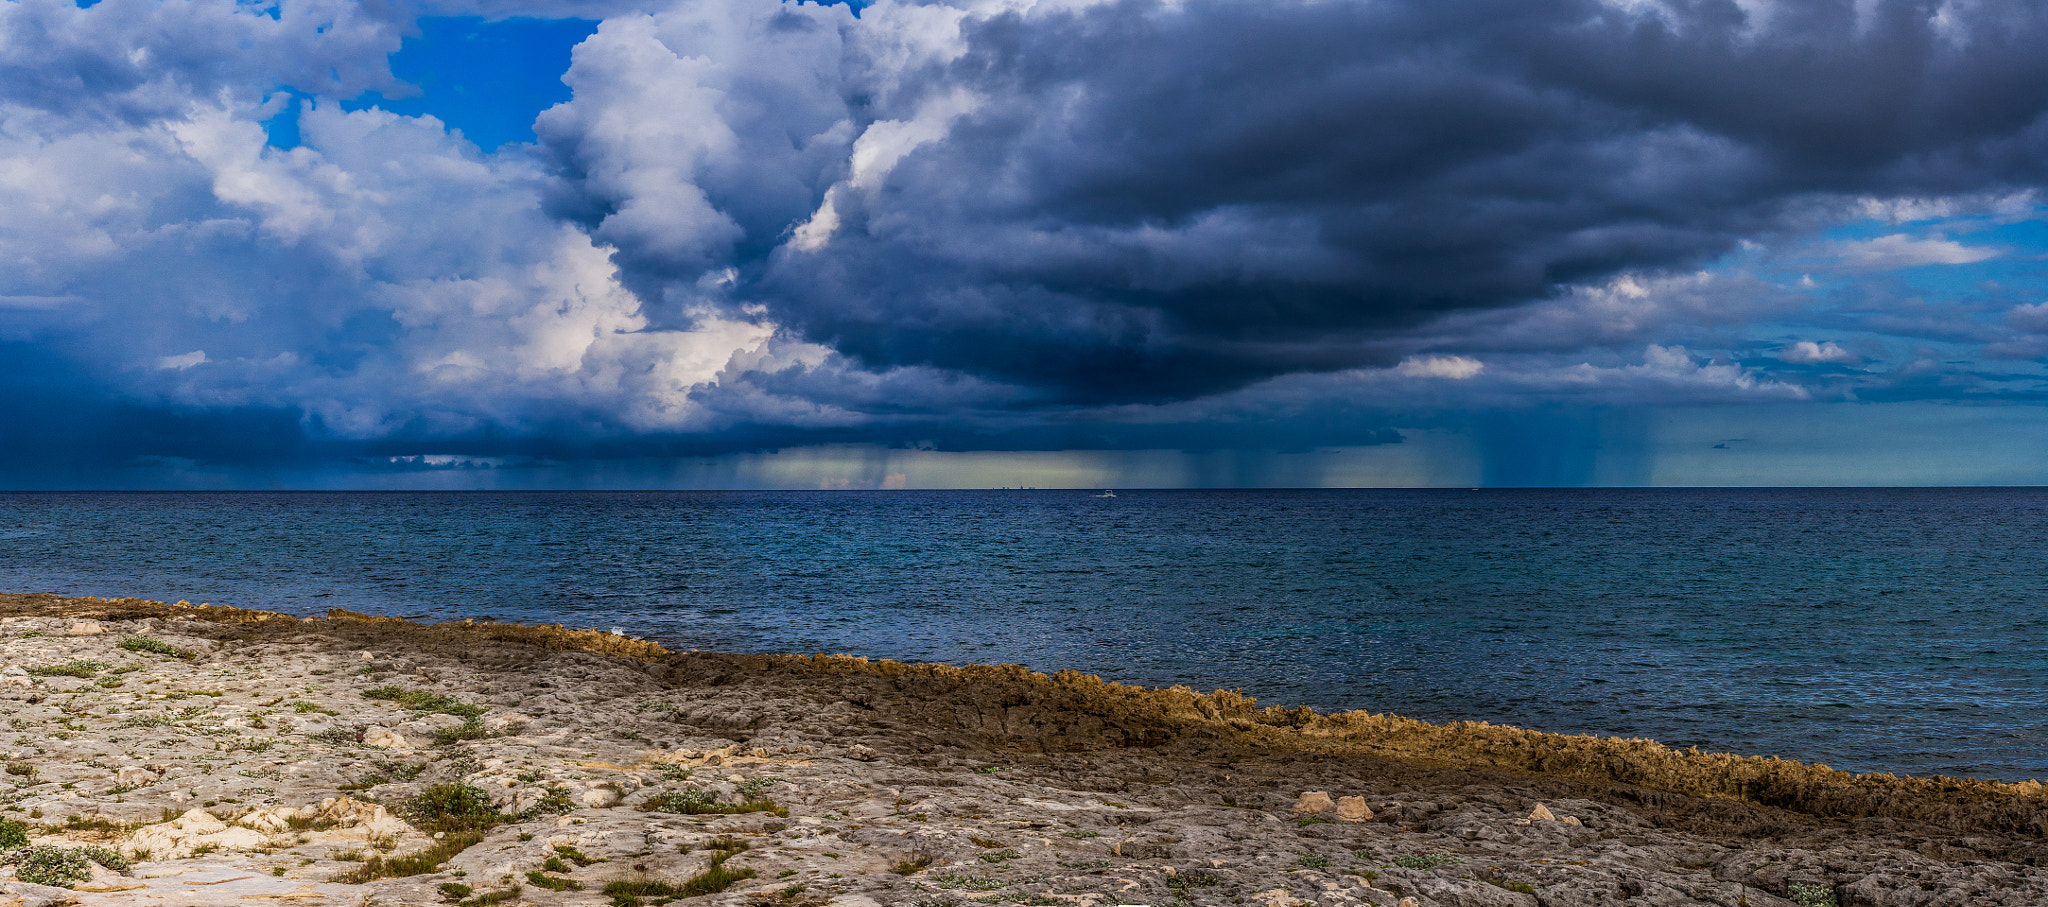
[1,592,2045,907]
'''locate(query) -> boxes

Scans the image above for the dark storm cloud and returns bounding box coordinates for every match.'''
[11,0,2048,488]
[539,0,2048,403]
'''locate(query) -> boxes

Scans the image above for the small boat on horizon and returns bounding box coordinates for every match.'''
[1093,489,1116,498]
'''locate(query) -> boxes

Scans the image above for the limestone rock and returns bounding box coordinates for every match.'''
[10,594,2048,907]
[1411,875,1535,906]
[73,879,148,892]
[362,727,413,750]
[1528,803,1556,822]
[92,863,374,906]
[72,858,147,894]
[1335,796,1373,822]
[0,878,81,907]
[65,621,105,636]
[115,767,159,788]
[127,808,270,860]
[236,806,301,833]
[1293,791,1335,816]
[570,784,622,809]
[313,797,412,838]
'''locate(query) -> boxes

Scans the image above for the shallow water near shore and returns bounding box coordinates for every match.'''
[4,487,2046,781]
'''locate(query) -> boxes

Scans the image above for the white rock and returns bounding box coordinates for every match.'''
[116,766,161,787]
[314,796,413,838]
[66,620,106,635]
[1335,796,1373,822]
[363,726,413,749]
[168,808,228,835]
[0,878,81,907]
[1528,803,1556,822]
[127,807,270,860]
[1292,791,1335,816]
[237,806,301,833]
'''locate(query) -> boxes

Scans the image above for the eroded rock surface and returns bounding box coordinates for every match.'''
[1,594,2045,907]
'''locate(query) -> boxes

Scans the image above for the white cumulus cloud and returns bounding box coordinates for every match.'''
[1829,234,2000,269]
[155,350,207,370]
[1395,355,1485,379]
[1777,341,1859,365]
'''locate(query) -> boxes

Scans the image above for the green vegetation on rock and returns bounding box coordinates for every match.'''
[1788,882,1839,907]
[7,844,92,887]
[0,817,27,849]
[361,686,484,719]
[640,787,786,817]
[334,783,501,883]
[119,636,194,658]
[28,659,109,677]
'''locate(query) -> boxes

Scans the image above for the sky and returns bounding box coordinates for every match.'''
[4,0,2048,489]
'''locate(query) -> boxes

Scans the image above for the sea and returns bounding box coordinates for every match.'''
[1,488,2043,782]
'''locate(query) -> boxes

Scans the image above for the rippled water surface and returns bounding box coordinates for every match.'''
[2,488,2044,780]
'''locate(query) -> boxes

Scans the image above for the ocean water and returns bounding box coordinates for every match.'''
[1,488,2043,781]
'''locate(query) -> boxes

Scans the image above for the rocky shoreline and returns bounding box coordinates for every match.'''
[2,593,2045,907]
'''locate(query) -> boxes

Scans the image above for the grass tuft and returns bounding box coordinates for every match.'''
[362,686,484,720]
[28,659,109,677]
[640,789,786,817]
[119,636,194,659]
[603,836,755,906]
[525,870,582,891]
[932,872,1005,891]
[331,783,501,883]
[679,861,756,897]
[1291,851,1332,869]
[433,719,491,746]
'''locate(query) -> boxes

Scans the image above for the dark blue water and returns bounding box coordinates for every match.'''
[2,489,2043,781]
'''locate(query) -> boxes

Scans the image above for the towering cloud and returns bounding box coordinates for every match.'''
[3,0,2048,482]
[543,0,2048,401]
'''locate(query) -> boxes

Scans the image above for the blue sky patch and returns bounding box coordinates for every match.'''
[343,17,599,151]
